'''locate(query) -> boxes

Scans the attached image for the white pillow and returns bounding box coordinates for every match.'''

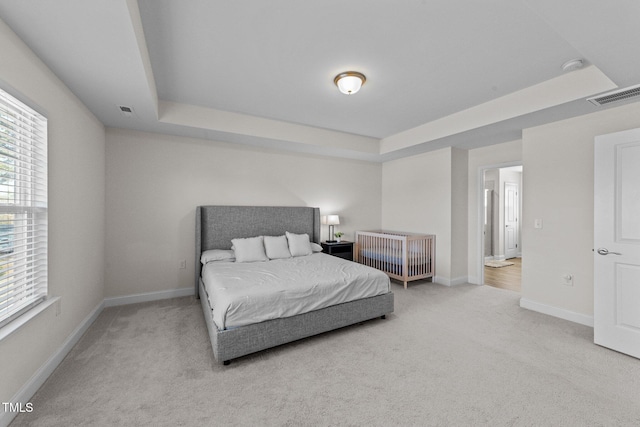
[263,235,291,259]
[231,236,268,263]
[310,242,323,253]
[201,249,235,264]
[286,231,312,257]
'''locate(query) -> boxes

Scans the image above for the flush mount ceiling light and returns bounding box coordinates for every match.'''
[561,59,584,72]
[334,71,366,95]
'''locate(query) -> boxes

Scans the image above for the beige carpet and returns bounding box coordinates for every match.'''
[11,282,640,426]
[484,260,514,268]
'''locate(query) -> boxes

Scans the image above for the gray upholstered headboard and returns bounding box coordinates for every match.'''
[195,206,321,297]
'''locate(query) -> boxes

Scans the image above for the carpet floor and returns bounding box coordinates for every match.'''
[11,282,640,426]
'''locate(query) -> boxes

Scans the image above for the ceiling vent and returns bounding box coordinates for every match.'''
[117,105,135,118]
[587,84,640,106]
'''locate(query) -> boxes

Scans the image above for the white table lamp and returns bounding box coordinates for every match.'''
[323,214,340,243]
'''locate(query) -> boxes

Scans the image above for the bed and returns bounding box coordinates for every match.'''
[355,230,435,289]
[195,206,394,364]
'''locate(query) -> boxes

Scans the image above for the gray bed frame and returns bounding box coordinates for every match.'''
[195,205,394,364]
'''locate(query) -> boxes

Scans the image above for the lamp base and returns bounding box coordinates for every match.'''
[325,240,337,243]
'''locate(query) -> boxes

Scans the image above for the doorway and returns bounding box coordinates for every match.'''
[481,164,522,292]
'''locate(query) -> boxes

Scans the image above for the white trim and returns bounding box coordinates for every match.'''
[434,275,449,286]
[467,274,481,285]
[0,297,59,342]
[434,275,469,286]
[450,276,469,286]
[519,297,594,327]
[0,300,104,427]
[104,287,193,308]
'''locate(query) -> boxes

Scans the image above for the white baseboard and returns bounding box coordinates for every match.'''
[1,300,104,427]
[519,297,594,327]
[434,275,469,286]
[434,275,448,286]
[104,287,194,308]
[466,275,481,285]
[450,276,469,286]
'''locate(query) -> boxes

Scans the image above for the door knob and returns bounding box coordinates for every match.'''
[597,248,622,256]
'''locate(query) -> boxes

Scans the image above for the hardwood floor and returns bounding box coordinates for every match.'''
[484,257,521,292]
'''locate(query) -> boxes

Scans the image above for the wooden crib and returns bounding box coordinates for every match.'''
[355,230,435,289]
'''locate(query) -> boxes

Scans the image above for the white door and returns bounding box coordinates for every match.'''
[484,189,493,257]
[594,128,640,359]
[504,182,519,259]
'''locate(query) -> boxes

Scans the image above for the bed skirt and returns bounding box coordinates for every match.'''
[199,279,394,364]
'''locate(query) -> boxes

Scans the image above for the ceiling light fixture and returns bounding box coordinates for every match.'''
[334,71,366,95]
[561,59,584,72]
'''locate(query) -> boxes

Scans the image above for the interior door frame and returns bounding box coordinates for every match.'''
[477,161,523,285]
[504,181,520,259]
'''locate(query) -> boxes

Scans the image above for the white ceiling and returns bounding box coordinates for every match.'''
[1,0,639,162]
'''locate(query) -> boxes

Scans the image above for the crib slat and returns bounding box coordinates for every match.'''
[354,230,435,289]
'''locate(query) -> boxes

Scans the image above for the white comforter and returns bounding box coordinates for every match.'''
[202,253,390,330]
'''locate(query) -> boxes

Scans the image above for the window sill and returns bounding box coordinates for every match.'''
[0,297,60,342]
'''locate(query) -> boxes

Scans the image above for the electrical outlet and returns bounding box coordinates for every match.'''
[562,274,573,286]
[179,259,186,269]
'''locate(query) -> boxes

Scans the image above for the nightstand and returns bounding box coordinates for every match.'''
[321,241,354,261]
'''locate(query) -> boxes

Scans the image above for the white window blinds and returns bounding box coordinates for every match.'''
[0,88,48,329]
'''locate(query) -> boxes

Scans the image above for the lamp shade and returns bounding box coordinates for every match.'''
[326,215,340,225]
[334,72,366,95]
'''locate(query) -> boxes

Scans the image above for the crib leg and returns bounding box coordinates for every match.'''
[404,281,407,289]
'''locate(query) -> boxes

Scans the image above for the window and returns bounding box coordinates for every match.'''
[0,88,47,329]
